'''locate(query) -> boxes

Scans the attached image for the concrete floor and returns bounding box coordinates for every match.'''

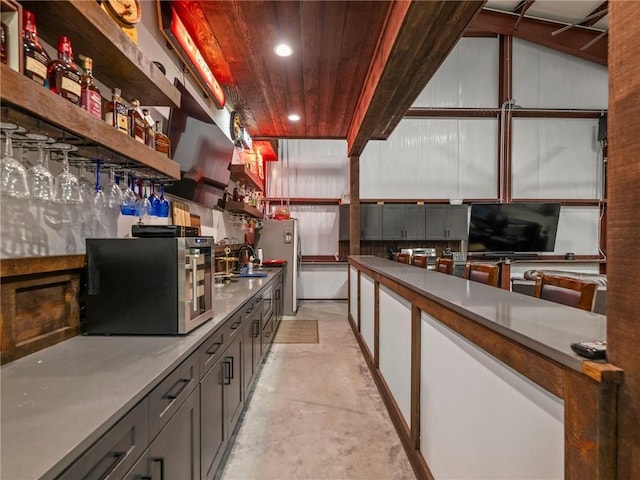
[219,300,416,480]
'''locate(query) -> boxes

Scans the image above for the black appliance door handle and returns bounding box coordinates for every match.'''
[166,378,190,400]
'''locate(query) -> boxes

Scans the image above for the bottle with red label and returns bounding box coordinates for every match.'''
[47,35,82,105]
[80,55,102,119]
[22,10,51,86]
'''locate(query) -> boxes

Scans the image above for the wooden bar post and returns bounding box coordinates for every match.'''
[349,154,360,255]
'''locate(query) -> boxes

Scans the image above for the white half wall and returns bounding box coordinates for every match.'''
[420,312,564,479]
[349,266,359,324]
[360,273,375,355]
[298,264,347,299]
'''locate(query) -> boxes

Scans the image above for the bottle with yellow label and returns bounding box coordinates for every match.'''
[105,87,129,134]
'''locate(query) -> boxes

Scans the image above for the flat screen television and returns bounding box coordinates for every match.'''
[164,80,234,208]
[468,203,561,254]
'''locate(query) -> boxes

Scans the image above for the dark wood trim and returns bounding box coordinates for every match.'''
[468,9,607,66]
[374,280,380,368]
[300,255,341,263]
[405,107,603,119]
[607,3,640,477]
[347,264,351,319]
[1,255,85,278]
[410,305,421,449]
[510,199,604,206]
[349,155,361,256]
[264,197,340,205]
[513,1,535,31]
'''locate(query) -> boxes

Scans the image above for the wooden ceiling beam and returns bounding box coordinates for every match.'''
[468,9,607,66]
[346,0,483,156]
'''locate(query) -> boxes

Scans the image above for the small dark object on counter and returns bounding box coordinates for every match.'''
[571,341,607,360]
[565,252,575,260]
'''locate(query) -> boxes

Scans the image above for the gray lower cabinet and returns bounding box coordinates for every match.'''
[242,307,262,398]
[122,450,150,480]
[224,332,244,437]
[148,387,200,480]
[425,205,468,240]
[57,399,149,480]
[361,204,383,240]
[200,355,226,480]
[382,204,425,240]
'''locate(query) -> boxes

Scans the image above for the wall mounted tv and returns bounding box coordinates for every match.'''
[468,203,561,254]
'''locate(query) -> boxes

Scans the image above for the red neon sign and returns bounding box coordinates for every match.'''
[170,8,225,108]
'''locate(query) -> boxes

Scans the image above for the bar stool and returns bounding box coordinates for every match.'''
[464,263,500,287]
[412,255,428,268]
[435,258,454,275]
[397,253,410,264]
[533,274,597,312]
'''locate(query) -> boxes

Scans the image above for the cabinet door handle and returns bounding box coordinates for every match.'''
[253,319,260,337]
[94,451,125,479]
[151,457,164,480]
[230,320,241,330]
[222,360,231,385]
[228,355,235,380]
[206,341,223,356]
[166,378,190,401]
[246,306,253,313]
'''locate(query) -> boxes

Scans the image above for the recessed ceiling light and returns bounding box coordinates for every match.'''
[274,43,293,57]
[288,114,301,122]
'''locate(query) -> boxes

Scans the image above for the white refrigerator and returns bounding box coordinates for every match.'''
[257,218,300,315]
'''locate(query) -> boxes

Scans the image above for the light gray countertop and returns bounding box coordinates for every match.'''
[349,256,607,372]
[0,270,281,480]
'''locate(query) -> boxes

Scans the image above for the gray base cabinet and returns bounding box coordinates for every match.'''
[149,388,200,480]
[200,357,226,480]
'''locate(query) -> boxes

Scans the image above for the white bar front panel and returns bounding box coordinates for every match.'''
[349,266,359,324]
[360,273,375,354]
[379,285,412,425]
[420,312,564,479]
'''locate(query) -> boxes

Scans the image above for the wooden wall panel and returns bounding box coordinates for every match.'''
[608,2,640,478]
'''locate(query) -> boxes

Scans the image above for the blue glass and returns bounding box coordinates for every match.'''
[158,184,170,218]
[148,183,160,217]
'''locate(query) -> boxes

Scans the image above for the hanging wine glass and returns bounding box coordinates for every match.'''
[105,166,124,210]
[120,172,137,215]
[0,122,30,198]
[148,182,160,217]
[52,144,82,204]
[134,180,151,220]
[158,183,170,218]
[26,136,55,201]
[92,160,106,215]
[77,163,93,206]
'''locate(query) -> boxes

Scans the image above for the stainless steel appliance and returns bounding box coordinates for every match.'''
[256,218,300,315]
[85,237,215,334]
[400,247,437,269]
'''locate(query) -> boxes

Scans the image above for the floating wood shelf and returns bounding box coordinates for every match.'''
[24,0,180,108]
[229,164,264,192]
[218,200,264,219]
[1,64,180,179]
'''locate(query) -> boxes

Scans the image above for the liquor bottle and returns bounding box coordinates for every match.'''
[22,10,50,86]
[47,36,82,105]
[104,87,129,134]
[79,55,102,119]
[154,121,171,158]
[128,99,145,144]
[142,108,155,149]
[1,22,7,65]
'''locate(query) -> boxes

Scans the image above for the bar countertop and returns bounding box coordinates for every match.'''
[0,269,281,480]
[349,255,607,372]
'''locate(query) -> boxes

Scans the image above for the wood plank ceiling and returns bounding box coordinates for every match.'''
[170,1,484,156]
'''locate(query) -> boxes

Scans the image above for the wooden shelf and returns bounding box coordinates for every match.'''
[219,200,264,219]
[229,164,264,192]
[24,0,180,107]
[1,64,180,179]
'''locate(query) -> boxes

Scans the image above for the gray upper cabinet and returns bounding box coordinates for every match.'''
[382,204,425,240]
[361,204,383,240]
[425,205,468,240]
[339,204,350,241]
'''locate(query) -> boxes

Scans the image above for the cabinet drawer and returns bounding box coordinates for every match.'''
[149,354,199,440]
[225,311,243,340]
[200,327,225,379]
[57,399,148,480]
